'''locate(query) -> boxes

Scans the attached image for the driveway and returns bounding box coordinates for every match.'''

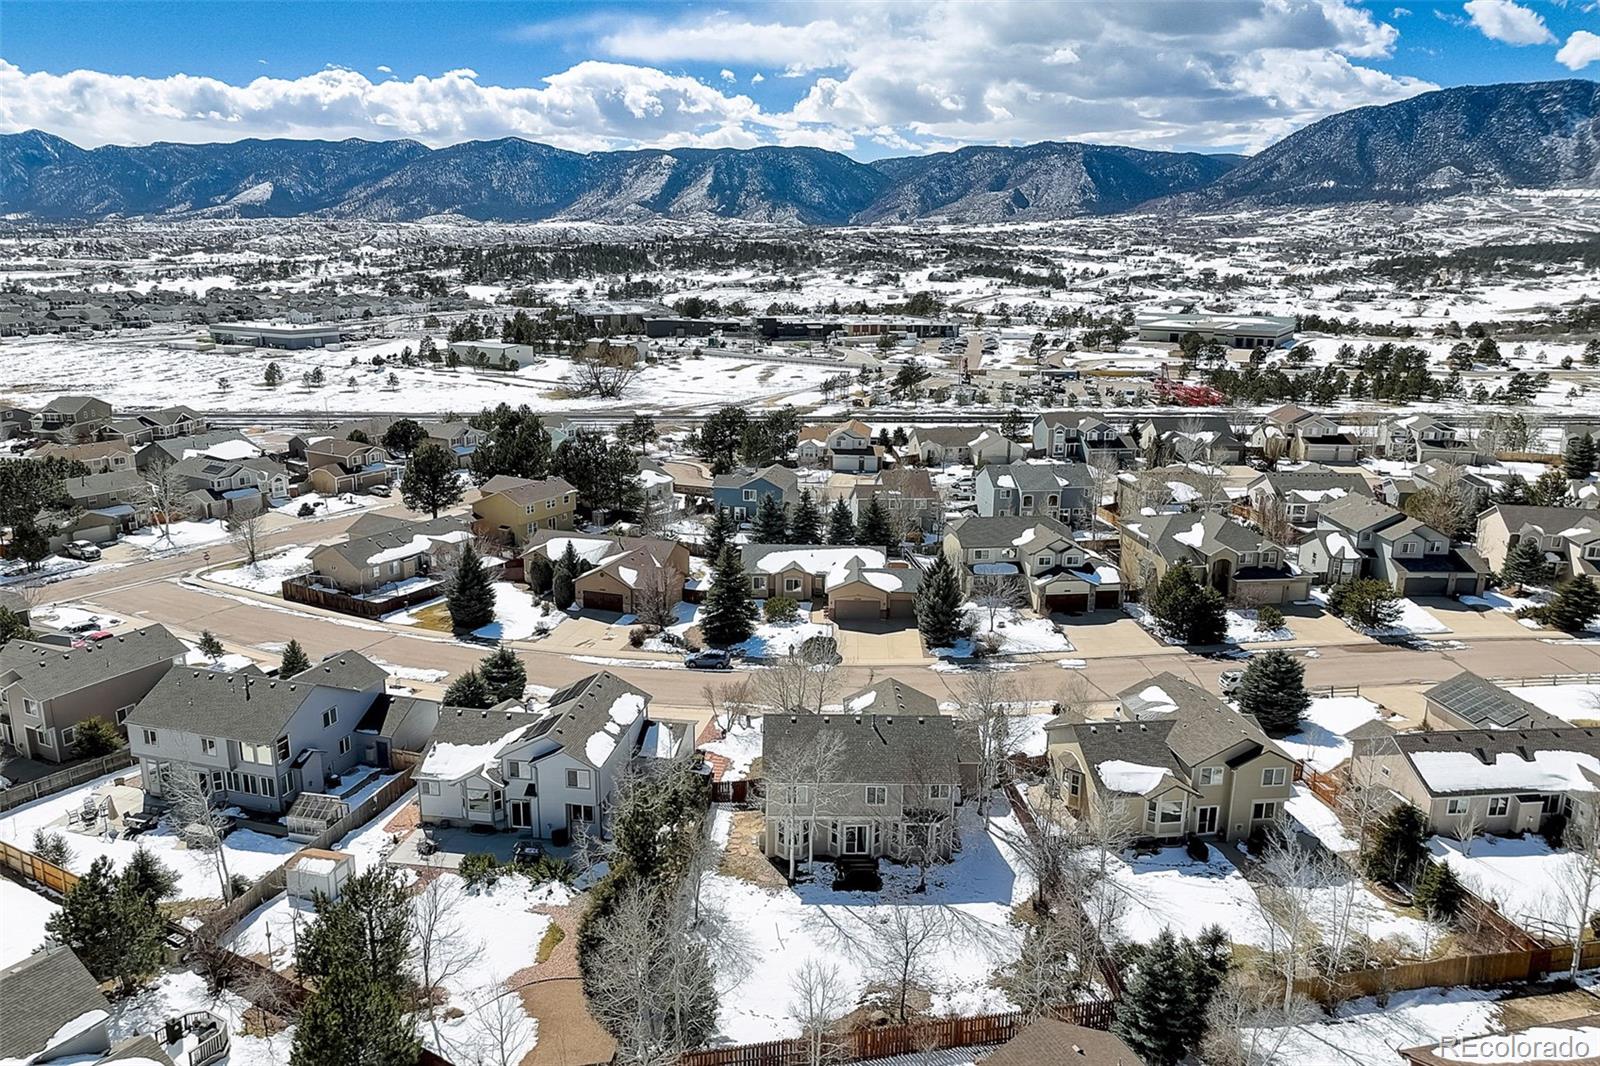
[1414,597,1531,639]
[832,619,928,665]
[1061,612,1169,659]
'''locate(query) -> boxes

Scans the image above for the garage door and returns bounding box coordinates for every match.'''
[583,591,626,612]
[1402,577,1449,597]
[1046,593,1089,614]
[887,596,915,619]
[832,598,882,620]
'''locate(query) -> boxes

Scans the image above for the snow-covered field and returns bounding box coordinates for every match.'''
[1430,833,1594,939]
[1277,696,1392,773]
[208,545,315,594]
[473,582,554,641]
[1259,986,1505,1066]
[0,876,59,966]
[703,807,1033,1042]
[935,606,1071,657]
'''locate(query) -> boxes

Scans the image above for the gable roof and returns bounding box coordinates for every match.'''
[1251,470,1372,499]
[764,712,961,784]
[1062,717,1190,797]
[420,700,553,781]
[291,651,388,692]
[946,514,1075,551]
[1426,672,1564,730]
[0,625,185,702]
[712,464,800,495]
[478,475,576,505]
[1123,512,1276,563]
[541,670,652,769]
[843,678,941,718]
[1117,672,1283,766]
[1393,727,1600,797]
[0,948,110,1061]
[1316,494,1405,533]
[1484,504,1600,537]
[743,543,887,576]
[982,463,1094,494]
[127,666,374,744]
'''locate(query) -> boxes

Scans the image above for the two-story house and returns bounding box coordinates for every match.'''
[36,394,113,442]
[99,405,207,446]
[815,419,883,473]
[423,421,487,468]
[711,465,800,521]
[128,652,389,816]
[1246,468,1373,528]
[742,544,888,604]
[1249,404,1359,463]
[975,463,1095,528]
[847,468,941,534]
[1046,673,1294,842]
[54,470,149,547]
[166,457,290,519]
[0,947,194,1066]
[34,440,136,475]
[306,438,393,495]
[1475,504,1600,581]
[0,625,186,763]
[134,430,261,472]
[905,426,1025,469]
[762,706,963,877]
[415,671,691,838]
[1119,511,1308,604]
[472,475,578,545]
[1130,415,1245,465]
[1312,495,1488,597]
[944,515,1122,614]
[1029,412,1136,466]
[1378,413,1484,465]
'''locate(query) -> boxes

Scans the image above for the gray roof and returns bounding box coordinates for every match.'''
[542,671,653,769]
[62,470,145,500]
[42,394,106,415]
[478,475,576,505]
[981,1018,1145,1066]
[764,712,961,785]
[0,948,110,1061]
[1426,672,1563,730]
[844,679,941,718]
[102,1033,178,1065]
[1252,470,1372,498]
[357,693,441,738]
[0,625,184,702]
[909,425,997,448]
[1116,672,1281,766]
[712,464,800,495]
[946,514,1074,550]
[127,666,376,744]
[291,651,388,692]
[1316,493,1405,533]
[428,699,551,749]
[1063,717,1189,796]
[1486,504,1600,536]
[318,515,469,570]
[983,463,1094,493]
[137,431,253,466]
[1125,512,1277,564]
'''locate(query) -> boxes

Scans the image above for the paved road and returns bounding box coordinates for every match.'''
[36,517,1600,715]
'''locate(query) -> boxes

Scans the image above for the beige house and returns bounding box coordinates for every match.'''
[905,425,1025,468]
[741,544,886,604]
[306,438,392,495]
[525,531,692,614]
[944,515,1122,614]
[1046,673,1294,843]
[35,440,136,474]
[1248,404,1358,463]
[825,558,922,621]
[473,475,578,545]
[0,625,186,763]
[301,516,475,597]
[1119,511,1309,605]
[1476,504,1600,580]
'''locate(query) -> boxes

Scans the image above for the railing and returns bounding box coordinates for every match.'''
[0,751,136,813]
[1487,673,1600,688]
[179,1010,230,1066]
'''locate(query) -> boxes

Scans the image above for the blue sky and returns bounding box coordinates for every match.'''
[2,1,1595,157]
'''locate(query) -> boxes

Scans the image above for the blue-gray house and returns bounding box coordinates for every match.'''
[712,465,801,520]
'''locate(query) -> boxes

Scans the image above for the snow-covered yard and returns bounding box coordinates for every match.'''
[701,718,762,780]
[1094,845,1270,947]
[0,876,59,966]
[702,807,1033,1043]
[111,968,289,1066]
[1277,696,1394,773]
[124,520,231,555]
[1325,594,1451,638]
[1430,834,1594,939]
[935,606,1072,657]
[1124,603,1288,646]
[208,545,314,594]
[1257,986,1504,1066]
[0,768,300,902]
[28,603,119,632]
[272,491,380,519]
[1504,683,1600,724]
[1287,786,1358,854]
[736,610,834,659]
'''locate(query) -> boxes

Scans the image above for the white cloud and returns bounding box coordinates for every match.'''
[719,68,734,81]
[1556,29,1600,68]
[376,65,393,74]
[751,72,765,83]
[1462,0,1556,44]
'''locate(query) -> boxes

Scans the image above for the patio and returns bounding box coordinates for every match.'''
[387,824,583,870]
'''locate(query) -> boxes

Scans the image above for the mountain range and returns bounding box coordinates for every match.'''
[2,80,1596,225]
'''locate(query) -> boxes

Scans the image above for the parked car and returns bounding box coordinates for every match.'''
[684,649,733,671]
[63,540,102,561]
[1219,670,1245,697]
[369,483,392,497]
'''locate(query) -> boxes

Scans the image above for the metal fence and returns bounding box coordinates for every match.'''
[0,751,137,813]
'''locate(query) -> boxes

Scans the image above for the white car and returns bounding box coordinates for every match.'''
[1219,670,1245,698]
[63,540,102,561]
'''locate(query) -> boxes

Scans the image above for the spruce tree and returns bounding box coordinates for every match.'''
[1235,649,1310,737]
[1114,930,1197,1066]
[1565,433,1596,480]
[45,857,166,991]
[915,554,965,649]
[479,646,527,702]
[197,630,224,659]
[443,669,494,708]
[789,489,823,544]
[527,553,555,596]
[279,638,312,677]
[1530,468,1573,507]
[122,846,179,904]
[1414,861,1465,922]
[826,497,856,545]
[447,544,496,633]
[1549,574,1600,633]
[399,441,464,519]
[700,546,757,648]
[752,494,789,543]
[704,508,738,560]
[552,541,581,610]
[1362,803,1430,884]
[1147,566,1227,645]
[1501,537,1553,589]
[856,497,895,553]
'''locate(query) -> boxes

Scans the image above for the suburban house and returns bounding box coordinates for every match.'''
[742,543,888,603]
[299,516,476,598]
[1131,415,1245,464]
[1312,495,1489,597]
[761,708,963,872]
[975,463,1095,528]
[167,456,291,519]
[423,420,487,466]
[1248,404,1358,463]
[415,671,692,838]
[0,948,190,1066]
[905,426,1026,468]
[847,468,941,533]
[135,430,261,471]
[35,440,135,474]
[36,394,113,441]
[1422,672,1565,731]
[1046,673,1295,842]
[98,405,207,446]
[1119,511,1309,605]
[525,530,691,614]
[472,475,579,545]
[305,438,393,495]
[1029,412,1136,465]
[1246,468,1373,527]
[944,514,1122,614]
[1377,461,1498,512]
[128,652,391,816]
[809,418,885,472]
[1475,504,1600,580]
[0,625,186,763]
[1378,414,1483,464]
[711,465,800,520]
[1357,727,1600,837]
[636,459,677,514]
[825,558,923,621]
[55,470,149,545]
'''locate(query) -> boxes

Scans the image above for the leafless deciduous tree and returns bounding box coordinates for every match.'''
[1553,807,1600,979]
[755,650,840,716]
[1086,461,1120,521]
[455,988,535,1066]
[1338,750,1393,857]
[136,459,196,547]
[959,668,1019,818]
[161,766,236,901]
[412,875,485,1047]
[864,905,947,1023]
[701,677,755,738]
[788,959,850,1066]
[968,573,1024,630]
[999,912,1091,1020]
[570,342,641,399]
[634,564,684,632]
[1255,495,1296,548]
[227,508,267,567]
[761,729,846,881]
[1202,978,1319,1066]
[1252,829,1339,1009]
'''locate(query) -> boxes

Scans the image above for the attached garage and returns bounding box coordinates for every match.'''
[886,595,915,619]
[1045,593,1090,614]
[831,597,883,621]
[582,590,626,613]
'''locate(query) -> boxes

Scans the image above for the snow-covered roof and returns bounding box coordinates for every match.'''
[1095,759,1177,796]
[420,721,532,781]
[1410,748,1600,795]
[365,529,469,567]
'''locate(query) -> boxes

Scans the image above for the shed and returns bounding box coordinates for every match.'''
[284,848,356,902]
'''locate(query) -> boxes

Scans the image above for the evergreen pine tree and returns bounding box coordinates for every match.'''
[1565,433,1596,480]
[45,857,166,991]
[789,489,823,544]
[527,553,555,596]
[197,630,224,659]
[122,846,179,904]
[704,508,738,560]
[70,716,122,757]
[1501,537,1553,589]
[1549,574,1600,633]
[1147,566,1228,645]
[752,494,789,543]
[915,554,965,649]
[856,497,895,553]
[442,669,494,708]
[826,498,856,545]
[1530,468,1574,507]
[1114,930,1197,1066]
[279,638,312,677]
[1235,649,1310,737]
[446,545,496,633]
[552,541,580,610]
[399,441,464,519]
[479,647,527,702]
[1414,862,1466,922]
[700,546,757,648]
[1362,803,1430,884]
[1493,473,1530,505]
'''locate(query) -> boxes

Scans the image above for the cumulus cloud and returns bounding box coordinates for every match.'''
[0,0,1440,155]
[1462,0,1556,44]
[1556,29,1600,68]
[376,65,393,74]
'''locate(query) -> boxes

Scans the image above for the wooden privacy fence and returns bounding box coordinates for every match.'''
[679,1003,1116,1066]
[281,575,445,620]
[0,840,77,895]
[709,779,753,805]
[0,752,137,813]
[1302,941,1600,1003]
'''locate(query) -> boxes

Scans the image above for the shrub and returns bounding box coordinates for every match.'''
[974,631,1005,658]
[1543,811,1569,849]
[536,922,566,964]
[764,596,799,624]
[628,626,647,648]
[72,716,123,757]
[1414,862,1466,922]
[521,855,572,886]
[459,852,504,889]
[1256,605,1285,631]
[297,502,316,517]
[32,829,72,866]
[1184,835,1210,862]
[228,873,254,897]
[799,635,840,665]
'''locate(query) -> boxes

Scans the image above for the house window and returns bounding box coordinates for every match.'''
[1261,767,1287,788]
[567,769,593,789]
[1488,796,1509,817]
[1158,800,1183,824]
[1196,766,1223,787]
[743,489,757,502]
[1446,798,1469,816]
[116,705,135,724]
[1398,541,1419,556]
[141,728,157,746]
[322,707,338,728]
[420,780,440,796]
[784,578,803,593]
[928,784,951,801]
[1022,495,1034,508]
[1428,541,1446,554]
[261,776,275,798]
[338,736,352,756]
[973,549,989,561]
[200,737,217,755]
[508,761,525,779]
[865,786,888,806]
[751,576,765,591]
[1542,794,1566,815]
[1037,555,1053,567]
[1251,801,1279,821]
[61,726,77,747]
[276,736,290,760]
